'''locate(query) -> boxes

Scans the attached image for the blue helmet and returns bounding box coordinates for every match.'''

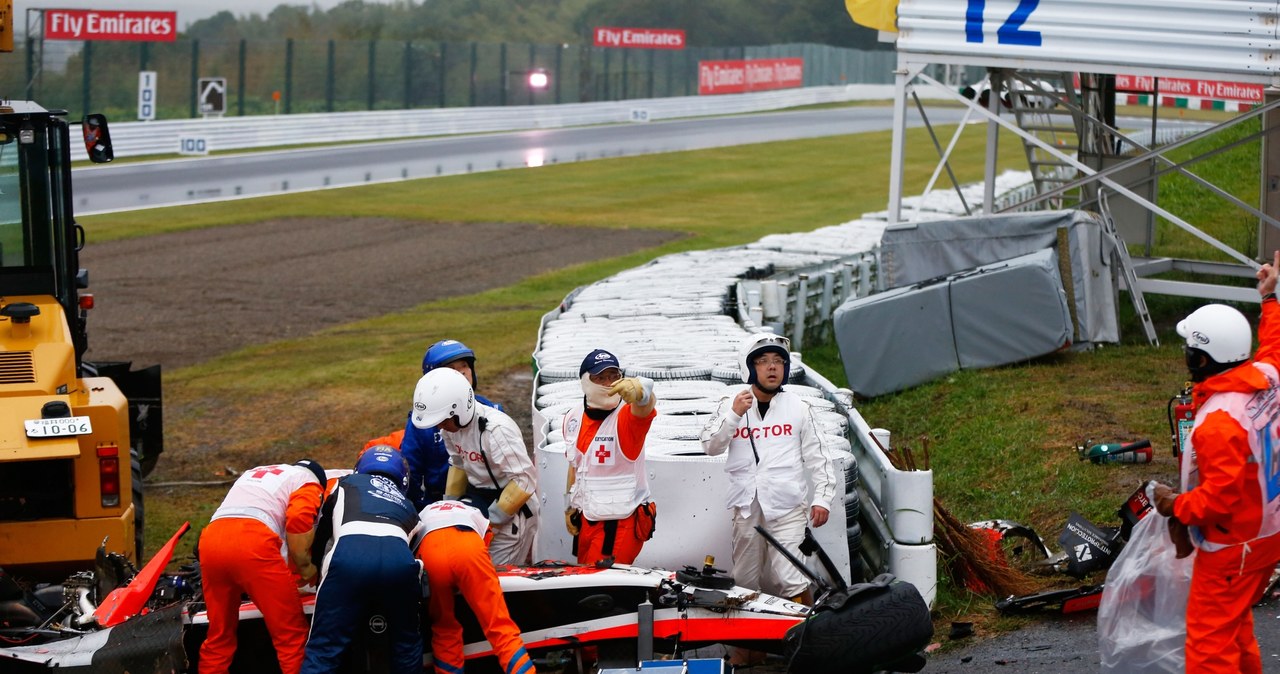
[422,339,477,379]
[355,445,409,493]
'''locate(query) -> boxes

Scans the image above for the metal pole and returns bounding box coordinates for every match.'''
[554,44,562,104]
[468,42,477,107]
[403,41,412,109]
[499,42,507,106]
[983,69,1003,214]
[439,42,447,108]
[647,49,654,98]
[188,40,198,118]
[793,274,809,352]
[622,49,628,99]
[367,40,376,110]
[81,41,91,116]
[603,49,610,100]
[24,9,38,99]
[326,40,335,112]
[284,38,293,115]
[237,39,246,117]
[528,43,535,106]
[887,64,911,223]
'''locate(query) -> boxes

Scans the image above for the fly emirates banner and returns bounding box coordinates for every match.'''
[45,9,177,42]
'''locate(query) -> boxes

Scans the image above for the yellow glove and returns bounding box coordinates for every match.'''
[608,376,653,406]
[490,481,533,525]
[443,466,468,501]
[565,508,582,537]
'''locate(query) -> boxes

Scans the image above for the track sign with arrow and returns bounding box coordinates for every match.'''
[198,77,226,116]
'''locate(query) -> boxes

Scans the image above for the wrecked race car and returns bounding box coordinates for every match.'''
[0,524,931,674]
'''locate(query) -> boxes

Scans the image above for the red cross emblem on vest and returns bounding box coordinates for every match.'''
[593,444,612,465]
[249,466,285,479]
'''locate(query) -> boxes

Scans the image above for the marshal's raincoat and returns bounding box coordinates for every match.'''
[1174,298,1280,674]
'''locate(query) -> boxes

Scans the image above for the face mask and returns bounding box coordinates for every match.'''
[582,373,621,410]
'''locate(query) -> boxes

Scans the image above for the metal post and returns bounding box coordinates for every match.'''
[841,263,855,302]
[468,43,477,107]
[664,50,672,97]
[367,40,376,110]
[820,271,835,339]
[499,43,508,106]
[24,9,36,100]
[554,45,562,104]
[189,40,199,118]
[984,69,1003,214]
[403,41,412,109]
[81,41,92,116]
[793,274,809,352]
[528,43,536,106]
[603,49,610,100]
[237,39,246,117]
[887,65,910,223]
[647,49,654,98]
[439,42,447,108]
[622,49,629,99]
[284,38,293,115]
[326,40,335,112]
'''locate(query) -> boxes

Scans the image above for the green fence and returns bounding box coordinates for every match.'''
[0,37,907,122]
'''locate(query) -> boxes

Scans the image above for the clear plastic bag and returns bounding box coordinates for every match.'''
[1097,512,1196,672]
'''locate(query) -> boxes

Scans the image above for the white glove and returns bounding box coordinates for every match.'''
[488,500,514,525]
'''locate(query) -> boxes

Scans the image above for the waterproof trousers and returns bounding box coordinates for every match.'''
[1185,533,1280,674]
[577,510,645,566]
[301,535,423,674]
[730,501,810,599]
[419,526,535,674]
[198,518,308,674]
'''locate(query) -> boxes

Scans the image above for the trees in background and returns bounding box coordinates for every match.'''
[185,0,887,50]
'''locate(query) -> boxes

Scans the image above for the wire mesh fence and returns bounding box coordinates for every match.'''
[0,36,918,121]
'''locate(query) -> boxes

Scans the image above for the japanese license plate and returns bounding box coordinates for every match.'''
[24,416,93,438]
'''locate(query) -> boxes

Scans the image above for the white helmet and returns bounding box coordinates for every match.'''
[411,368,475,429]
[738,332,791,386]
[1176,304,1252,365]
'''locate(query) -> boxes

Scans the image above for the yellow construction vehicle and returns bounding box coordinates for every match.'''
[0,2,161,575]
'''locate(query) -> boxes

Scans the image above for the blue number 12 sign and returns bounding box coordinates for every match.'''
[966,0,1042,46]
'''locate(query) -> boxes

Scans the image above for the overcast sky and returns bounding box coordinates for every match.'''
[16,1,390,31]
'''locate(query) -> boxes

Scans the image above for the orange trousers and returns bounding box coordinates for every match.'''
[1185,533,1280,674]
[577,510,645,565]
[198,518,309,674]
[418,526,535,674]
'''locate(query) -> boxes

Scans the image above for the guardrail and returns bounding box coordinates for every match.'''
[88,83,955,161]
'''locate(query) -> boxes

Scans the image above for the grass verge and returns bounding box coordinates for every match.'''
[90,112,1261,638]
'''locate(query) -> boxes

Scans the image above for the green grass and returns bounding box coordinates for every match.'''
[93,111,1262,631]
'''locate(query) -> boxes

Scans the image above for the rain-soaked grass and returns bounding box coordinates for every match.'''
[87,109,1262,637]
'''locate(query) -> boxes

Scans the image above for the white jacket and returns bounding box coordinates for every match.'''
[700,386,837,521]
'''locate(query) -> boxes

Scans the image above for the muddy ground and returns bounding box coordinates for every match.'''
[79,217,682,447]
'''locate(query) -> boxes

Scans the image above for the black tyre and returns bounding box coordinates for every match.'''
[845,522,864,582]
[131,450,145,562]
[785,579,932,674]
